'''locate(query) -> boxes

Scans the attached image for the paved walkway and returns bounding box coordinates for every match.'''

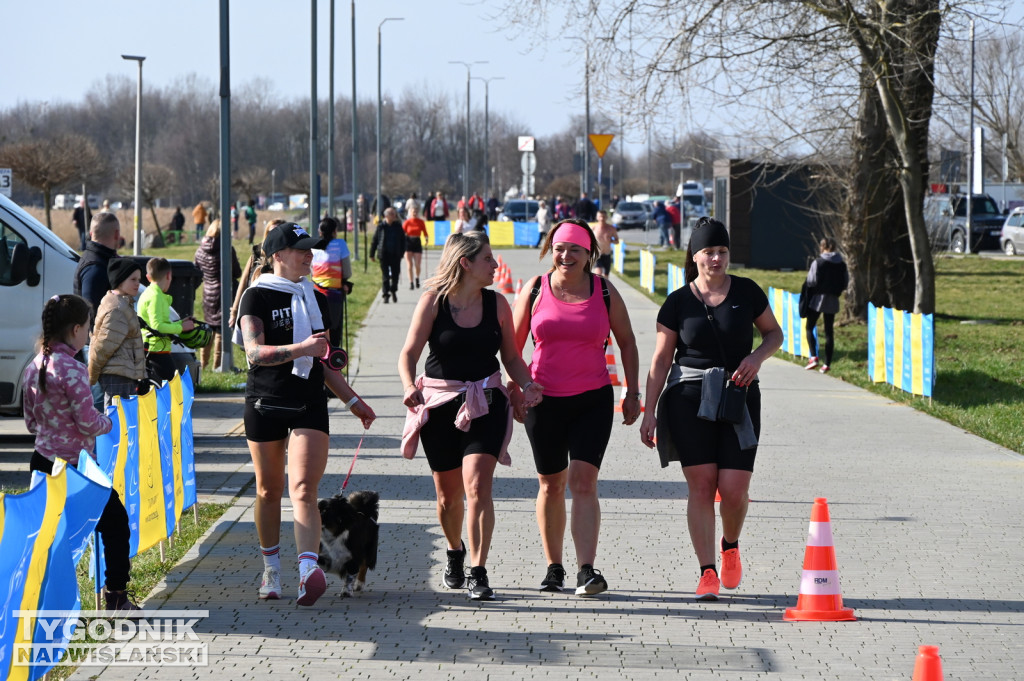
[32,246,1021,679]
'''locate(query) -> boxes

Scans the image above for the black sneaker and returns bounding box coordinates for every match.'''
[539,563,566,592]
[382,292,390,304]
[574,564,608,596]
[467,566,495,601]
[415,278,420,288]
[443,543,466,589]
[392,291,398,303]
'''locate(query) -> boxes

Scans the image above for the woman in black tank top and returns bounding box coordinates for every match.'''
[399,232,543,601]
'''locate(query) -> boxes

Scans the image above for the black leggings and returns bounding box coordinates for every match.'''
[805,311,835,365]
[31,452,132,591]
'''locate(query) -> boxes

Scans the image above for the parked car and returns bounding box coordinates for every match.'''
[922,193,1004,253]
[611,201,647,230]
[497,199,539,222]
[1000,206,1024,255]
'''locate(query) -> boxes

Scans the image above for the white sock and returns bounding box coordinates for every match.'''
[298,552,319,577]
[260,544,281,571]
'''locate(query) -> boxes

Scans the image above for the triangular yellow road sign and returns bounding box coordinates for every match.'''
[588,134,615,158]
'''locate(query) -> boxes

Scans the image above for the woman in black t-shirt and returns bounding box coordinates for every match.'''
[399,231,542,601]
[237,222,376,607]
[639,218,782,603]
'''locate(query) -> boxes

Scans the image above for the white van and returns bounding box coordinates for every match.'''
[0,194,80,414]
[677,181,710,219]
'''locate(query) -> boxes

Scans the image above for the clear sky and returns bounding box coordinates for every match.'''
[2,0,653,147]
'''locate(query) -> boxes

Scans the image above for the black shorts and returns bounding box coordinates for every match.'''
[405,237,423,254]
[244,395,330,442]
[524,384,614,475]
[660,382,761,471]
[420,390,509,472]
[596,253,612,272]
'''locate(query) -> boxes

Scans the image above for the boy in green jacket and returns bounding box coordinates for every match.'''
[139,257,195,382]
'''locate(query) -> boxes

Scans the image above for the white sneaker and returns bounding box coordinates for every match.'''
[804,356,819,370]
[258,566,281,600]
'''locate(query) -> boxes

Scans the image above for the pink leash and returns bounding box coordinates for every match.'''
[341,437,363,491]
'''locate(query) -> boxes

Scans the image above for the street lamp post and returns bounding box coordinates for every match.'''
[472,76,504,198]
[377,17,404,229]
[121,55,145,255]
[449,60,488,200]
[562,39,591,198]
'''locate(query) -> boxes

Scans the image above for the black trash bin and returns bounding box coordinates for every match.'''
[127,256,204,386]
[126,256,203,318]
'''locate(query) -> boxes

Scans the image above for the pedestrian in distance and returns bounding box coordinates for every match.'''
[639,217,783,602]
[310,216,353,348]
[244,202,258,245]
[574,192,597,222]
[591,210,619,277]
[803,237,849,374]
[74,212,122,330]
[428,191,450,221]
[370,207,407,304]
[399,231,544,601]
[193,220,242,371]
[192,202,209,242]
[72,197,92,251]
[22,294,141,613]
[403,202,429,290]
[169,206,186,243]
[89,259,146,408]
[453,206,473,235]
[651,201,672,249]
[666,196,683,252]
[230,204,239,237]
[535,200,551,248]
[511,218,641,597]
[236,221,376,606]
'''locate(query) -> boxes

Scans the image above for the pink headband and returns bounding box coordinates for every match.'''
[551,223,592,251]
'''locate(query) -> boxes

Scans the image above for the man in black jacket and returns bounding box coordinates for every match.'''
[74,212,122,329]
[369,207,407,303]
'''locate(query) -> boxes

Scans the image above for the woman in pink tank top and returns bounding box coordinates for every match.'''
[510,218,641,596]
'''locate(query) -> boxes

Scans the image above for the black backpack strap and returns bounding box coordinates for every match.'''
[599,275,612,350]
[528,275,544,345]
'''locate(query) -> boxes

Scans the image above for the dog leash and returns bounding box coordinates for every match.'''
[340,437,363,491]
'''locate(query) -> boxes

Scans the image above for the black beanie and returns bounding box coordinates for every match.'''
[688,218,730,253]
[107,258,143,290]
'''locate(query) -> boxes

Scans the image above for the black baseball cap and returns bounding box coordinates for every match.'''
[262,222,325,256]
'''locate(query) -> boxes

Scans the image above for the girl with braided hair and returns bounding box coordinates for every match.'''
[22,294,140,613]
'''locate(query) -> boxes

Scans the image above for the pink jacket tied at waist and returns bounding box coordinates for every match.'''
[401,371,513,466]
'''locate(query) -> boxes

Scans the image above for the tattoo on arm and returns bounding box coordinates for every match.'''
[241,315,297,366]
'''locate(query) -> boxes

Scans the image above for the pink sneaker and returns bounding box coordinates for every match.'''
[819,364,830,374]
[720,547,742,590]
[297,566,327,606]
[804,357,819,370]
[695,569,720,601]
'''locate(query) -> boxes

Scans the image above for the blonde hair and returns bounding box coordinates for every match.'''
[206,219,222,239]
[424,231,490,301]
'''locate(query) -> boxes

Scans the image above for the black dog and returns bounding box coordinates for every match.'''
[317,490,379,596]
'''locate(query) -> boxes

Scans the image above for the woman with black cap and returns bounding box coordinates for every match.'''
[89,258,146,407]
[236,221,377,606]
[639,217,782,602]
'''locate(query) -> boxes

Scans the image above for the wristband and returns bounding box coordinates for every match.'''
[523,381,535,391]
[345,395,360,408]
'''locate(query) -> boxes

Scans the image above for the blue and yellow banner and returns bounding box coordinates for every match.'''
[639,249,656,294]
[667,263,686,294]
[0,462,87,681]
[867,303,935,397]
[612,242,625,274]
[768,287,815,359]
[425,220,540,248]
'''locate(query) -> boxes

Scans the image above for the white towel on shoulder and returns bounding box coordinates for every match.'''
[232,274,324,379]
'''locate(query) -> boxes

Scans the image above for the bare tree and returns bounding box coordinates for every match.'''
[499,0,1012,314]
[934,26,1024,183]
[0,134,106,229]
[119,162,176,245]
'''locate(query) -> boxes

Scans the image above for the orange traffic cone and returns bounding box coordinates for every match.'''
[501,267,514,294]
[613,386,644,413]
[513,278,523,302]
[783,497,856,621]
[605,335,621,386]
[715,490,722,502]
[911,645,943,681]
[493,263,503,285]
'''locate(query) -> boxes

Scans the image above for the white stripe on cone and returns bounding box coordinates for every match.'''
[806,520,835,547]
[798,569,843,595]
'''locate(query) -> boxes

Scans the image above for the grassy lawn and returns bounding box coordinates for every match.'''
[616,247,1024,455]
